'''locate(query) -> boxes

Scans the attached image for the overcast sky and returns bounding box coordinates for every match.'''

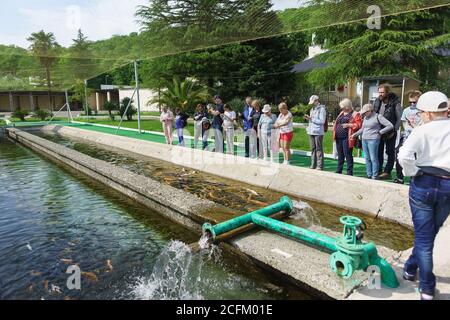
[0,0,303,48]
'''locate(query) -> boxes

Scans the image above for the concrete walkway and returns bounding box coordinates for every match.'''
[348,221,450,300]
[36,121,405,183]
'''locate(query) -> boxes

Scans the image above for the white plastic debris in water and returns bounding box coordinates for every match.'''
[26,242,32,251]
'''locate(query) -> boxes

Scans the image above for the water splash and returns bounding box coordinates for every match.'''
[198,234,211,250]
[131,240,222,300]
[290,200,322,227]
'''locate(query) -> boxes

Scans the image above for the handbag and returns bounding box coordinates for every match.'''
[354,137,363,149]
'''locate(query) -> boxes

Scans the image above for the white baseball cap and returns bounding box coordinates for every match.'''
[309,95,320,105]
[417,91,448,112]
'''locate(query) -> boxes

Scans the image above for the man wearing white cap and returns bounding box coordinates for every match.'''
[398,91,450,300]
[305,95,327,170]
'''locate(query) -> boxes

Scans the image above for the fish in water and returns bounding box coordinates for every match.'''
[43,280,49,291]
[245,188,259,196]
[50,284,62,294]
[60,259,73,264]
[82,272,99,283]
[106,260,113,272]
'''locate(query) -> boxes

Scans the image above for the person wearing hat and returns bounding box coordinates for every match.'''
[351,104,394,179]
[398,91,450,301]
[258,104,278,162]
[210,95,225,153]
[305,95,327,170]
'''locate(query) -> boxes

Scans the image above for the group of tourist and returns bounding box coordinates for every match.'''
[332,85,425,183]
[159,86,444,184]
[159,89,450,300]
[160,95,298,164]
[159,95,334,167]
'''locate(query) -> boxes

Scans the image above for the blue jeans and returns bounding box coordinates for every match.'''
[362,139,380,178]
[177,128,185,147]
[336,138,354,175]
[404,175,450,295]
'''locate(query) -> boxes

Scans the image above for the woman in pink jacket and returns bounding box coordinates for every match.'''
[160,106,174,145]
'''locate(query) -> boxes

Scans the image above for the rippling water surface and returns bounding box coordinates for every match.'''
[0,136,308,300]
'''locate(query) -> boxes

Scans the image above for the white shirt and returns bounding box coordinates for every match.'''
[223,111,236,129]
[277,112,294,134]
[398,118,450,177]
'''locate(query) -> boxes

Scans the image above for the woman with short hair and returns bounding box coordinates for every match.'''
[333,98,362,176]
[274,103,294,165]
[249,100,262,159]
[160,106,174,145]
[222,104,237,155]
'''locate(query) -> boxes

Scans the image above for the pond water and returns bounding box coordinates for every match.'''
[36,131,414,251]
[0,136,309,300]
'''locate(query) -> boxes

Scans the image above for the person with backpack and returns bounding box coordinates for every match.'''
[305,95,327,170]
[333,98,362,176]
[175,107,189,147]
[352,104,394,180]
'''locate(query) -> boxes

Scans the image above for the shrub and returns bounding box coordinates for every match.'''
[104,101,118,121]
[33,109,52,121]
[12,110,30,121]
[118,97,137,121]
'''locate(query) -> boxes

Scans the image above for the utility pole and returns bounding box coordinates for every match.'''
[134,60,142,134]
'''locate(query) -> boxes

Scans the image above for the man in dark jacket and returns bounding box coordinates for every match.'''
[373,84,403,180]
[240,97,255,158]
[210,95,225,153]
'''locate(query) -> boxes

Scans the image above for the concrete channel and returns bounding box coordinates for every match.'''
[6,125,447,300]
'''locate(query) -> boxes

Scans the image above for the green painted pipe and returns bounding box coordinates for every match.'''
[251,214,338,252]
[202,196,293,240]
[203,197,399,289]
[364,243,400,289]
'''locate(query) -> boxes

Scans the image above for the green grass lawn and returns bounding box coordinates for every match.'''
[77,118,335,153]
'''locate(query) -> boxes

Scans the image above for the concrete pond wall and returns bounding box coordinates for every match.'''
[5,126,416,300]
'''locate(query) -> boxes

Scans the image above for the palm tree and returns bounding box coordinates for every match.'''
[151,77,209,112]
[27,30,60,110]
